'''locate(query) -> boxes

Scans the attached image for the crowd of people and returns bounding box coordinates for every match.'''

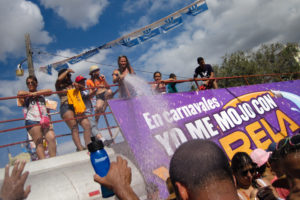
[98,134,300,200]
[17,55,217,159]
[1,134,299,200]
[12,55,300,200]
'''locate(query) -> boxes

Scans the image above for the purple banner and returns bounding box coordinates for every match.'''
[108,80,300,198]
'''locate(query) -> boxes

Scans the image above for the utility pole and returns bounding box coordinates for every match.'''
[25,34,35,76]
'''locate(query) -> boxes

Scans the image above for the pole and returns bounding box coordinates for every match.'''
[25,34,35,76]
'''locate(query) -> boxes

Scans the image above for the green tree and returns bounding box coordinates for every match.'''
[216,42,300,88]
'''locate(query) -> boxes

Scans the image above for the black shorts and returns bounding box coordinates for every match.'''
[96,91,106,101]
[60,104,75,118]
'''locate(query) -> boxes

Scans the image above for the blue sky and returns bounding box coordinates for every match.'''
[0,0,300,167]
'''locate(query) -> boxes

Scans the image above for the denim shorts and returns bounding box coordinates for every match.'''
[60,104,75,118]
[25,120,40,131]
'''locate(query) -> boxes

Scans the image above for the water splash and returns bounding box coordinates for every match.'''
[124,74,154,97]
[272,90,300,112]
[122,74,172,198]
[124,74,171,113]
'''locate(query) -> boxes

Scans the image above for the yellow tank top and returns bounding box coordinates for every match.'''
[67,89,86,114]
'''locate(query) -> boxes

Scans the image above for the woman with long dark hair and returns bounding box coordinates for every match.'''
[55,68,91,151]
[118,55,134,76]
[232,152,277,200]
[18,75,56,159]
[232,152,257,200]
[113,55,135,98]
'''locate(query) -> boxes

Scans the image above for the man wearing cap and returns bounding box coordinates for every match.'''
[75,75,113,146]
[86,65,113,125]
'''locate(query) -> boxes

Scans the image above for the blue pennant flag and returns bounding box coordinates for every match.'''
[38,66,52,75]
[40,0,208,75]
[185,2,208,16]
[98,43,113,49]
[139,27,161,42]
[47,65,52,75]
[161,15,183,33]
[119,37,140,47]
[68,48,99,64]
[52,63,69,72]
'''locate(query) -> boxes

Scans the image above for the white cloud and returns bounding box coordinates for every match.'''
[121,0,188,36]
[0,106,14,116]
[123,0,184,14]
[135,0,300,78]
[0,0,52,61]
[39,0,109,30]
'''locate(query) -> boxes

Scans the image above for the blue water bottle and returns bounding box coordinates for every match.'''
[88,137,115,198]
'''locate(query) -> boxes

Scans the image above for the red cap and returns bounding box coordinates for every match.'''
[75,75,86,83]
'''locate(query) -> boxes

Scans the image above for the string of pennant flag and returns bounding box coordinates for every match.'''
[39,0,208,75]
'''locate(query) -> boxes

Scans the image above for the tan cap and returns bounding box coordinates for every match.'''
[89,65,99,75]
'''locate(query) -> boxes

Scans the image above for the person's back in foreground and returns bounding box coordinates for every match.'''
[169,139,239,200]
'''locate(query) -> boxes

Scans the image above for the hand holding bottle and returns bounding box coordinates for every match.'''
[94,156,139,200]
[94,156,131,189]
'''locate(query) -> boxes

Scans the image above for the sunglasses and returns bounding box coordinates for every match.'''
[112,73,119,76]
[26,81,36,86]
[240,168,256,176]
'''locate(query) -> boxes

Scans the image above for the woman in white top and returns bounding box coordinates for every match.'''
[18,75,56,159]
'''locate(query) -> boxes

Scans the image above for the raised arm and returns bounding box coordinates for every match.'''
[55,69,74,89]
[58,68,74,82]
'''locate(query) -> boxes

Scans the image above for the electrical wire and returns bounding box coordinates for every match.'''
[33,48,191,79]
